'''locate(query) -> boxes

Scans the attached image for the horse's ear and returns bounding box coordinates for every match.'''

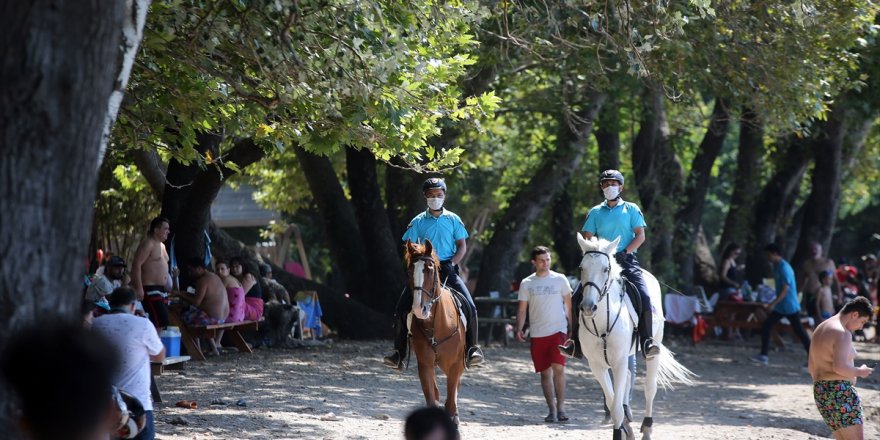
[423,239,433,256]
[576,233,590,253]
[607,237,621,255]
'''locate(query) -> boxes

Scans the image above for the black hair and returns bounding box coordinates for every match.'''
[841,296,873,317]
[764,243,782,256]
[108,287,137,307]
[404,407,457,440]
[530,246,551,260]
[185,256,207,269]
[80,300,97,317]
[721,243,741,260]
[1,324,120,440]
[149,216,170,233]
[230,256,257,277]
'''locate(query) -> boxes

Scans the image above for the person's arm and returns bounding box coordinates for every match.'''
[719,258,737,287]
[130,241,149,301]
[515,300,528,342]
[149,346,166,362]
[766,283,789,310]
[832,331,873,379]
[175,279,207,307]
[624,227,645,254]
[452,238,466,265]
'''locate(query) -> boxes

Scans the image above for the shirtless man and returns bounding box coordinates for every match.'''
[799,242,840,319]
[808,297,874,440]
[174,258,230,355]
[131,217,172,329]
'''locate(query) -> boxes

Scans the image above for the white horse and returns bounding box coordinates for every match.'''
[576,234,695,440]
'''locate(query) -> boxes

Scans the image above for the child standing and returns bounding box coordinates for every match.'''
[816,270,835,323]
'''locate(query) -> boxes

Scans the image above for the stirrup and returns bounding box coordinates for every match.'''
[558,339,576,358]
[466,347,484,367]
[643,338,660,359]
[383,350,404,370]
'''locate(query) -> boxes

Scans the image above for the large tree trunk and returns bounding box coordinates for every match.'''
[551,187,582,274]
[745,137,812,285]
[630,88,683,277]
[475,94,606,298]
[594,103,622,171]
[208,224,391,338]
[384,160,424,240]
[0,1,148,436]
[673,99,731,289]
[346,147,406,311]
[791,108,847,268]
[719,108,763,256]
[294,147,372,300]
[160,137,264,269]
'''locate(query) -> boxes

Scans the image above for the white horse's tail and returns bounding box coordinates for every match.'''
[655,343,697,390]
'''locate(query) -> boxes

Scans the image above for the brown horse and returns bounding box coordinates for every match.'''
[404,239,467,425]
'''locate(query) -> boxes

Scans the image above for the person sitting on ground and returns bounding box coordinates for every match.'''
[260,263,292,304]
[808,296,874,440]
[816,270,836,323]
[1,323,122,440]
[91,287,165,440]
[515,246,573,423]
[231,256,264,321]
[718,243,742,300]
[403,407,458,440]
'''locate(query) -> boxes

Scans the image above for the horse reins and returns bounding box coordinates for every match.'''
[413,256,460,356]
[580,250,628,365]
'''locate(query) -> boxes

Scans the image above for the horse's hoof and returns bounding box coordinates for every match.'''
[452,415,460,426]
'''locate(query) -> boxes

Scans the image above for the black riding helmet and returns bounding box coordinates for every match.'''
[422,177,447,194]
[599,169,624,186]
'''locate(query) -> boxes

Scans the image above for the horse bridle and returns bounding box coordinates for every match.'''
[580,250,628,365]
[413,256,442,307]
[581,250,613,301]
[411,255,459,353]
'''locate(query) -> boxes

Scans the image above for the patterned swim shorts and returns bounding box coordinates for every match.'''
[813,380,863,432]
[181,305,225,326]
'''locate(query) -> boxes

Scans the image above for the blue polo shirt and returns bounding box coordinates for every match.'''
[581,199,647,253]
[402,209,468,261]
[773,259,800,315]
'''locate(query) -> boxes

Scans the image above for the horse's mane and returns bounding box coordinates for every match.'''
[580,237,623,279]
[403,242,440,271]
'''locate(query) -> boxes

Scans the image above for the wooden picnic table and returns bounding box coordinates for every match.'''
[150,355,191,403]
[707,300,814,347]
[475,296,520,347]
[168,307,261,361]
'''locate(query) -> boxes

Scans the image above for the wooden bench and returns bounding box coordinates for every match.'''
[475,297,520,347]
[168,309,261,361]
[705,300,814,347]
[150,355,190,403]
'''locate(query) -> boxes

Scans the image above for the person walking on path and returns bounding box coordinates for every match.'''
[516,246,573,423]
[808,296,874,440]
[750,243,811,366]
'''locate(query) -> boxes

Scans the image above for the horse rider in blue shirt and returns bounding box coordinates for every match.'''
[383,178,484,370]
[559,170,661,359]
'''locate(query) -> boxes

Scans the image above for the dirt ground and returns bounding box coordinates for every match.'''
[154,334,880,440]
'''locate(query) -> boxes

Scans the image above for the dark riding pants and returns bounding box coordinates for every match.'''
[393,261,478,352]
[570,253,654,353]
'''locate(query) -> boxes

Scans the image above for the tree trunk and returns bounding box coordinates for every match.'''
[131,148,167,199]
[384,160,425,240]
[208,224,391,338]
[791,109,847,269]
[294,146,372,300]
[673,99,731,289]
[0,1,147,435]
[160,137,263,270]
[745,137,811,285]
[346,147,406,311]
[551,187,583,274]
[719,108,763,256]
[475,94,606,298]
[594,102,622,171]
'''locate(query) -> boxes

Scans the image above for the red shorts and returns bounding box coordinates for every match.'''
[530,332,567,372]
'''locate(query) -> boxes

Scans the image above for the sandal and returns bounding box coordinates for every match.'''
[556,411,569,422]
[544,413,557,423]
[175,400,198,409]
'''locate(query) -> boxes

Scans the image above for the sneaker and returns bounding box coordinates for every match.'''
[749,354,769,366]
[466,346,484,368]
[383,351,403,370]
[643,339,660,359]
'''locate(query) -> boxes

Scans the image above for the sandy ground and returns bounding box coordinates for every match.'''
[153,334,880,440]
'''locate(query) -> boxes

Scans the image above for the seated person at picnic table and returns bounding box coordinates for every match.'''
[173,257,230,332]
[231,256,264,321]
[718,243,742,300]
[260,263,292,304]
[216,261,246,323]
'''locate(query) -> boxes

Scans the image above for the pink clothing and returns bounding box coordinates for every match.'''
[225,287,246,323]
[244,297,264,321]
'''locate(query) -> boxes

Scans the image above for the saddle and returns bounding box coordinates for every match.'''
[406,286,468,336]
[620,278,641,329]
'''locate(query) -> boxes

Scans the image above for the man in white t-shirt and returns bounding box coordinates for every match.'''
[515,246,573,423]
[92,287,165,440]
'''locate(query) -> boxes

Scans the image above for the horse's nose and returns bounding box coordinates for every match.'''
[590,304,597,313]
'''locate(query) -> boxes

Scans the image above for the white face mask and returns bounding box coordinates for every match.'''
[602,185,621,200]
[427,197,444,210]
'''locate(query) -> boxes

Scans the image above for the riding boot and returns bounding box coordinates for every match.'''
[639,305,660,359]
[384,289,411,370]
[464,299,484,368]
[558,286,583,359]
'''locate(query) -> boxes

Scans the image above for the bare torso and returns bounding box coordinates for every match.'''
[196,272,230,320]
[221,274,243,289]
[134,238,169,289]
[801,257,835,294]
[808,316,856,382]
[817,286,834,316]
